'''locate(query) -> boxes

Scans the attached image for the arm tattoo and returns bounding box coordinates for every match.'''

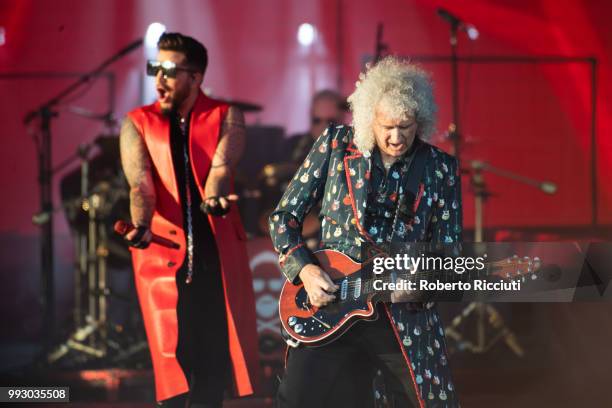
[119,117,156,227]
[205,106,246,197]
[213,106,246,168]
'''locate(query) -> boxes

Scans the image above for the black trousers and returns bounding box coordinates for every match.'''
[277,307,420,408]
[166,121,231,407]
[172,237,230,407]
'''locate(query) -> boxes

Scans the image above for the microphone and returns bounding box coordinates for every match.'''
[437,8,479,40]
[114,220,180,249]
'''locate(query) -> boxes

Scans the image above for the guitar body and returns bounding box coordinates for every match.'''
[279,250,379,346]
[279,249,539,347]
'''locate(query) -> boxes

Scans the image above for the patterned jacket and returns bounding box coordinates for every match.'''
[269,125,462,407]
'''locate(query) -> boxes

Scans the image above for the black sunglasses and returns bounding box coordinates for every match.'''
[146,60,197,79]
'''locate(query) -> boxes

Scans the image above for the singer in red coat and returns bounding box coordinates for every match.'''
[120,33,259,408]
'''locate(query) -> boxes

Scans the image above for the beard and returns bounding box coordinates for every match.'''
[159,85,190,116]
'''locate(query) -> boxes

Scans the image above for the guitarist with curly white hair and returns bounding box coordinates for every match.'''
[269,56,462,408]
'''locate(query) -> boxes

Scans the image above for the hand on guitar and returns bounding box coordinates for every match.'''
[299,264,340,308]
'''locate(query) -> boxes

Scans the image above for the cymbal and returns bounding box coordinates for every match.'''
[215,98,263,112]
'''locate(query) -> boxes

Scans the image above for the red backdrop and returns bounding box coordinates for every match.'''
[0,0,611,336]
[1,0,611,235]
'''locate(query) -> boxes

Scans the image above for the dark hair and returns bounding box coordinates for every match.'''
[157,32,208,74]
[311,89,347,111]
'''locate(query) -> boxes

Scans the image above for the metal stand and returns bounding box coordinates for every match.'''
[74,144,91,329]
[50,190,151,367]
[436,8,465,164]
[48,182,110,364]
[445,161,556,356]
[37,107,57,353]
[448,15,461,162]
[444,302,524,356]
[48,155,148,367]
[23,39,142,357]
[435,9,522,356]
[444,166,524,356]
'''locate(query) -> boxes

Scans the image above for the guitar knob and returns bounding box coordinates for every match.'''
[294,324,304,334]
[288,316,297,326]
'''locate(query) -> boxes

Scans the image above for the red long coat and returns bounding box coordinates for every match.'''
[127,93,260,402]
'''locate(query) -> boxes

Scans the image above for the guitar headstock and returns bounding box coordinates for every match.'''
[489,255,542,281]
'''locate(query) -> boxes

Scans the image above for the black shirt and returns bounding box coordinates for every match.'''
[169,113,220,276]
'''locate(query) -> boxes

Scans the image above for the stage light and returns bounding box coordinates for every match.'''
[143,22,166,104]
[145,22,166,48]
[297,23,316,47]
[466,24,479,40]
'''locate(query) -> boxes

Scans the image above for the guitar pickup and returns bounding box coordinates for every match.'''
[341,278,348,300]
[353,277,362,298]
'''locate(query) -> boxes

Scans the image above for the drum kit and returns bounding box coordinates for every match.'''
[47,132,142,367]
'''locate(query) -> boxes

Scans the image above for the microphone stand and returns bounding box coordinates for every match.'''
[446,160,557,357]
[373,22,388,63]
[438,10,462,163]
[468,160,556,243]
[23,39,142,354]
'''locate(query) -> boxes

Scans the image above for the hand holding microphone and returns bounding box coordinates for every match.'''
[125,224,153,249]
[114,220,180,250]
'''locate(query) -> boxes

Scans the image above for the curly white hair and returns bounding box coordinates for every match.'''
[347,56,437,153]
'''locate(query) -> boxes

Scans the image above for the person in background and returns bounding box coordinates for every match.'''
[284,89,346,165]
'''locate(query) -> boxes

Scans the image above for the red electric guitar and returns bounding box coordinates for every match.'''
[279,249,540,346]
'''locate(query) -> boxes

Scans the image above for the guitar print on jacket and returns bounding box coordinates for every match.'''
[270,125,463,407]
